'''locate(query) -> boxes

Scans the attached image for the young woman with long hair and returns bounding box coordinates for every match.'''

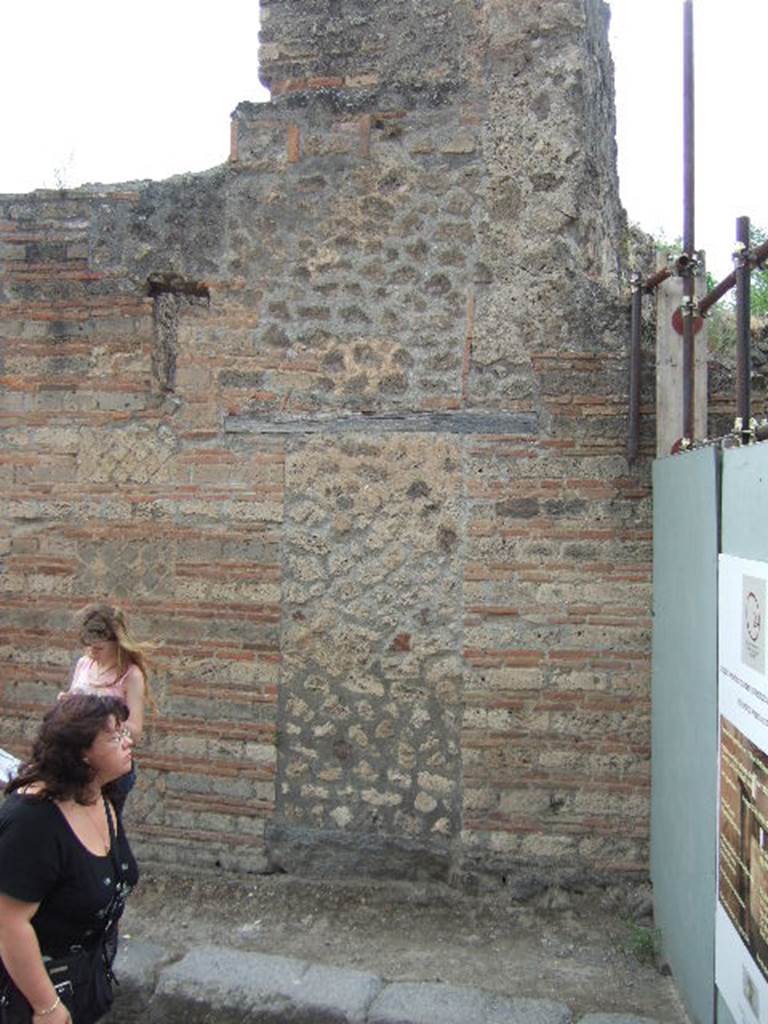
[60,605,154,812]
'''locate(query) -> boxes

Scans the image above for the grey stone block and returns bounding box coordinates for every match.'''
[264,822,453,882]
[225,410,539,437]
[368,981,573,1024]
[103,939,169,1023]
[578,1017,660,1024]
[149,945,383,1023]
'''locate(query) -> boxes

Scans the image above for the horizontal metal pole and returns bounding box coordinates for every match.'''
[698,237,768,316]
[699,270,736,316]
[643,267,672,293]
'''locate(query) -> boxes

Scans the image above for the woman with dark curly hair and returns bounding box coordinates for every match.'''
[0,695,139,1024]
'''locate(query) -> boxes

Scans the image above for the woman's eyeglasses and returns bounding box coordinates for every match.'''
[104,727,131,746]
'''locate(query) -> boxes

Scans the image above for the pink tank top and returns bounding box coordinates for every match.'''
[70,656,130,701]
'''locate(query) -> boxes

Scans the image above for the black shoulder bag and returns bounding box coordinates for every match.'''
[0,797,130,1024]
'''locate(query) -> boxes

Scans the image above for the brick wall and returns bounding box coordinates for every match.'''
[719,717,768,975]
[0,0,652,890]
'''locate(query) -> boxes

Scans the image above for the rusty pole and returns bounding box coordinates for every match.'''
[698,238,768,318]
[628,272,642,463]
[681,0,695,443]
[735,216,752,438]
[698,271,737,318]
[644,267,672,293]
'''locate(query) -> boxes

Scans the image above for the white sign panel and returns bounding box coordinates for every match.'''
[717,555,768,1023]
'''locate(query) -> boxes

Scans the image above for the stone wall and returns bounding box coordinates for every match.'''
[0,0,653,890]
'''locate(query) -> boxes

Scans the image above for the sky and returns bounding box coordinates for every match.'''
[0,0,765,284]
[609,0,768,282]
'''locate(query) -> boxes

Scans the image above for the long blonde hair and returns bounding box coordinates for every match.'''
[78,603,157,711]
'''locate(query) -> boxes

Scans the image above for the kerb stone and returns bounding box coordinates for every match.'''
[149,945,383,1023]
[367,981,573,1024]
[104,939,169,1024]
[577,1016,661,1024]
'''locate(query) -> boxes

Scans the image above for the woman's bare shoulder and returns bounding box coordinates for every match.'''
[123,664,146,688]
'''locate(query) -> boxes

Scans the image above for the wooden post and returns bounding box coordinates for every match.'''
[656,254,708,457]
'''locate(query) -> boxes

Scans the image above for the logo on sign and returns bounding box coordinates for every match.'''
[742,575,766,674]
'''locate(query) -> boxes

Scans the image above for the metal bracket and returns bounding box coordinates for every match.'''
[733,416,758,445]
[732,241,749,268]
[669,250,705,277]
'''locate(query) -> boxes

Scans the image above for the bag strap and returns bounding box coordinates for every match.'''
[103,795,124,885]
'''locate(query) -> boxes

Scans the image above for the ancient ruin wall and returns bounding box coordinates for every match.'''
[0,0,651,889]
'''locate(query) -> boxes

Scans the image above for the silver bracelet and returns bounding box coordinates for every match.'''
[33,994,61,1017]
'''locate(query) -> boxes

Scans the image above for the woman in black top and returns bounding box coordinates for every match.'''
[0,695,138,1024]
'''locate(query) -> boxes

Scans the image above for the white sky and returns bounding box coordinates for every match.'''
[0,0,765,283]
[610,0,768,281]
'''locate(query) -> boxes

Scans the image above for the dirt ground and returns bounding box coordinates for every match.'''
[120,870,689,1023]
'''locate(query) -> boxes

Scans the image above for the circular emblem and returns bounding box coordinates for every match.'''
[746,591,762,643]
[671,308,705,336]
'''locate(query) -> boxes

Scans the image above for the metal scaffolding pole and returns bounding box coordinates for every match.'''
[735,215,752,438]
[628,272,642,463]
[681,0,696,443]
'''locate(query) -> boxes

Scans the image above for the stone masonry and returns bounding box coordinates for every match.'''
[0,0,653,890]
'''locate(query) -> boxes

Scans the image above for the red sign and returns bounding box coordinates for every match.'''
[671,308,705,336]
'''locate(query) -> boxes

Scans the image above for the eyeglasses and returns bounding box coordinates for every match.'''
[104,727,131,745]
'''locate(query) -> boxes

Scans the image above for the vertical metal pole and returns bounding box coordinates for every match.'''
[628,272,642,463]
[681,0,695,442]
[683,0,695,259]
[735,215,751,439]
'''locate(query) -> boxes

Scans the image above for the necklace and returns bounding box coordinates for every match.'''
[82,800,110,855]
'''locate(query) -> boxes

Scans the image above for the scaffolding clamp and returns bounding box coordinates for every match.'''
[733,416,758,445]
[732,241,749,268]
[670,250,704,278]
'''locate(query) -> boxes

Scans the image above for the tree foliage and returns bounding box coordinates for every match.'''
[749,226,768,318]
